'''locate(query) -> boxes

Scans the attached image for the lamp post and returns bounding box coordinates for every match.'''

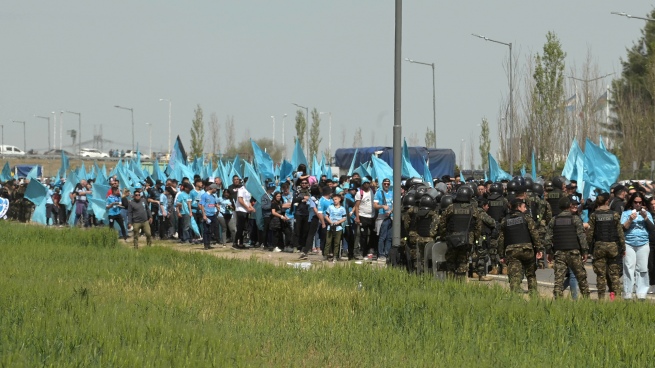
[270,115,276,146]
[114,105,134,152]
[65,111,82,154]
[319,111,332,160]
[59,111,64,150]
[282,113,288,150]
[146,123,153,159]
[51,111,57,149]
[472,33,514,175]
[405,58,436,148]
[34,115,51,150]
[611,11,655,22]
[159,98,172,156]
[0,125,4,154]
[13,120,26,152]
[292,103,309,157]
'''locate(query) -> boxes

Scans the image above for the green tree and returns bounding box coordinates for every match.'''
[479,118,490,170]
[190,104,205,159]
[424,128,436,148]
[531,31,566,163]
[294,110,306,150]
[224,137,286,164]
[609,8,655,166]
[309,108,322,158]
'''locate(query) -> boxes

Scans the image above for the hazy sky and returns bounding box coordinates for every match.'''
[1,1,652,167]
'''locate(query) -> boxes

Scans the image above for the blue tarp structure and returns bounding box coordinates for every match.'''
[334,146,455,179]
[14,165,42,179]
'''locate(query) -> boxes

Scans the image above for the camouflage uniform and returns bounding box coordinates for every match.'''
[438,203,481,280]
[403,206,439,274]
[498,211,541,293]
[486,195,509,273]
[526,194,551,268]
[474,210,497,276]
[545,210,590,298]
[586,208,625,299]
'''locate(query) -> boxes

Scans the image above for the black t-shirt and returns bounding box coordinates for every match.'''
[271,201,282,217]
[227,184,241,204]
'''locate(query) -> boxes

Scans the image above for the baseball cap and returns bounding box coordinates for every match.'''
[568,194,581,205]
[266,182,276,189]
[361,177,370,184]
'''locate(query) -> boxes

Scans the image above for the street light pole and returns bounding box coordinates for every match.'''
[114,105,135,152]
[34,115,51,150]
[320,112,332,160]
[405,58,437,148]
[0,125,4,154]
[566,73,614,140]
[292,103,309,157]
[472,33,514,175]
[159,99,172,156]
[282,113,287,150]
[611,11,655,22]
[65,111,82,154]
[13,120,26,152]
[146,123,153,159]
[52,111,57,149]
[270,115,276,146]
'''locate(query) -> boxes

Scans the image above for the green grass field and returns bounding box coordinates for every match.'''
[1,222,653,367]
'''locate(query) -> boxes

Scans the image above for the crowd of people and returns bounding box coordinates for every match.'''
[2,164,655,300]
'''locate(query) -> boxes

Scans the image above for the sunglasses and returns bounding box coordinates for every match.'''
[634,200,643,204]
[134,193,141,196]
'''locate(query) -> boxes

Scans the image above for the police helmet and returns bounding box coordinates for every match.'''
[455,186,473,203]
[533,183,544,196]
[489,182,504,195]
[512,176,527,193]
[440,194,453,209]
[544,180,554,191]
[552,176,564,189]
[524,177,534,192]
[402,192,417,209]
[419,195,436,210]
[506,180,519,194]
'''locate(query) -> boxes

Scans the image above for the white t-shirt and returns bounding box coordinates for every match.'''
[236,186,251,213]
[355,189,374,218]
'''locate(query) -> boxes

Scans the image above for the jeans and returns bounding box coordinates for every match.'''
[203,214,216,248]
[180,214,191,242]
[563,268,579,300]
[624,243,650,299]
[108,214,127,238]
[377,217,392,258]
[235,211,248,246]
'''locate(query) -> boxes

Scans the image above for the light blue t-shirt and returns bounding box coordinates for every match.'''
[200,192,218,216]
[45,189,54,205]
[177,192,191,216]
[318,196,333,215]
[282,192,294,219]
[374,189,393,216]
[308,197,318,222]
[326,204,347,231]
[621,209,653,246]
[106,195,122,216]
[217,197,230,217]
[159,193,168,216]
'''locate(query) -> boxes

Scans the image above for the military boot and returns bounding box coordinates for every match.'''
[488,266,499,275]
[471,272,479,279]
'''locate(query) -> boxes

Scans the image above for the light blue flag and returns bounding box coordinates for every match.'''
[520,164,526,177]
[354,163,369,178]
[212,161,222,180]
[101,163,107,178]
[347,149,359,176]
[243,160,265,230]
[168,135,187,172]
[371,154,393,184]
[484,171,488,182]
[232,154,243,178]
[191,156,202,175]
[402,139,421,178]
[60,171,78,211]
[423,158,433,187]
[0,162,11,182]
[562,138,581,181]
[322,155,332,179]
[190,216,201,236]
[488,153,512,182]
[291,139,308,171]
[279,160,294,182]
[531,152,537,180]
[24,179,47,225]
[599,136,607,150]
[152,159,165,182]
[583,138,619,195]
[26,165,39,181]
[274,164,281,178]
[59,150,70,179]
[460,171,466,182]
[90,182,110,221]
[311,155,322,178]
[116,169,133,193]
[251,139,275,181]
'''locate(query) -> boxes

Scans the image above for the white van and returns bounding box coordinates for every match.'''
[0,145,26,156]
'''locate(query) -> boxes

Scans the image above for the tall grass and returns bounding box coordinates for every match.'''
[0,221,652,367]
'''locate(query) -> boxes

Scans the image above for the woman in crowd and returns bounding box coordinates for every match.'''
[621,192,654,300]
[270,191,292,252]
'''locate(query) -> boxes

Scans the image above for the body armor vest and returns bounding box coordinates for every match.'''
[487,195,506,223]
[416,214,433,237]
[593,210,619,243]
[547,190,563,216]
[504,214,532,246]
[447,204,473,233]
[552,214,580,250]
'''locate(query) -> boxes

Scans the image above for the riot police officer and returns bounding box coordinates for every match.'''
[404,190,439,274]
[486,182,508,275]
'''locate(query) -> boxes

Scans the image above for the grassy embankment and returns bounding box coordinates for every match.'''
[1,221,652,367]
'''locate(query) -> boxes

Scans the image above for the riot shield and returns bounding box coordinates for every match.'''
[431,241,449,280]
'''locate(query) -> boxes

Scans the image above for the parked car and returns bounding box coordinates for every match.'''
[79,148,109,158]
[124,150,150,160]
[0,145,26,156]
